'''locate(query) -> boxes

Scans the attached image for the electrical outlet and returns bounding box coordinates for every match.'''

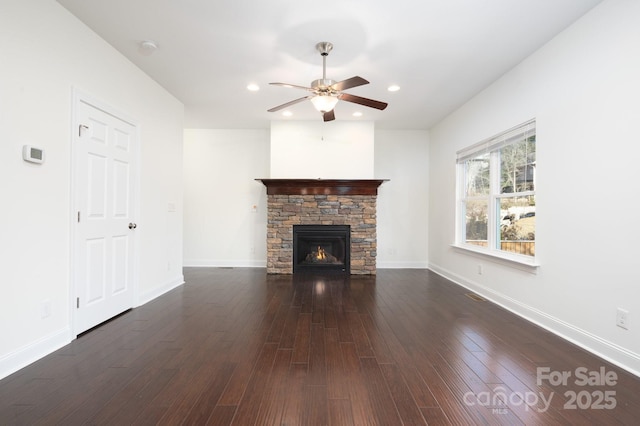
[616,308,629,330]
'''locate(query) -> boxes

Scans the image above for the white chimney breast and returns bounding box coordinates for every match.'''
[270,121,374,178]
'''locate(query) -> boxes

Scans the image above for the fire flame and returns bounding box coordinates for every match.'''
[316,246,326,260]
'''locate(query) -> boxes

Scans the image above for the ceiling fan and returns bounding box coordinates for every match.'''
[268,42,388,122]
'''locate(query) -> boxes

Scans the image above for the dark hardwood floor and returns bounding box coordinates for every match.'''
[1,268,639,425]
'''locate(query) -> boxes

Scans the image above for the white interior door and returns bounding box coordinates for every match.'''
[73,97,137,335]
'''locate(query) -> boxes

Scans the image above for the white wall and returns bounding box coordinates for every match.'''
[182,126,429,269]
[375,130,429,268]
[428,0,640,375]
[270,121,374,178]
[0,0,184,379]
[183,129,270,267]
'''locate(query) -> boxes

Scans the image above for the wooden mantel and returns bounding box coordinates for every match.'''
[256,179,388,196]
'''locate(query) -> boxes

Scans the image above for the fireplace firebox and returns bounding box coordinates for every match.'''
[293,225,350,274]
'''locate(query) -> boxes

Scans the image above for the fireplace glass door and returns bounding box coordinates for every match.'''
[293,225,350,274]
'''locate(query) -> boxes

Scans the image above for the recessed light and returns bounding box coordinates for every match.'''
[247,83,260,91]
[282,111,292,117]
[353,111,363,117]
[388,85,400,92]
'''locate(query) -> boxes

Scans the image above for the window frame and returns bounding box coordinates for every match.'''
[454,119,539,268]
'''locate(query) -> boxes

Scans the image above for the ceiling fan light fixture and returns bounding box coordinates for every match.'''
[310,95,339,113]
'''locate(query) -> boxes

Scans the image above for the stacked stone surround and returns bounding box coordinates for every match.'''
[267,194,377,274]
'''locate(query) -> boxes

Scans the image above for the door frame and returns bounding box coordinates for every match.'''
[69,88,141,338]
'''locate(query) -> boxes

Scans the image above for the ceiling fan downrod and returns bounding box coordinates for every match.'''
[316,42,333,81]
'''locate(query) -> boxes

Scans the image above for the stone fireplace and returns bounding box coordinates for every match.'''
[257,179,387,275]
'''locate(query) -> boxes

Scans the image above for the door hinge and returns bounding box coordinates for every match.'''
[76,297,80,308]
[77,211,80,223]
[79,124,89,137]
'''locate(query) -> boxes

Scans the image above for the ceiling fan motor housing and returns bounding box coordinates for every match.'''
[311,79,337,93]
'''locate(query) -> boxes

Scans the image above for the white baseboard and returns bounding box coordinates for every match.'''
[184,260,428,270]
[136,275,185,307]
[183,259,267,268]
[377,261,429,269]
[428,262,640,379]
[0,327,71,381]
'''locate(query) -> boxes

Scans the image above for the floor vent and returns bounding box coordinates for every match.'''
[466,292,486,302]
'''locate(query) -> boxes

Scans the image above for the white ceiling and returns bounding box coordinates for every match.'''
[57,0,602,130]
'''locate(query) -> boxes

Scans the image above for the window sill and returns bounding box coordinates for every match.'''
[450,243,540,273]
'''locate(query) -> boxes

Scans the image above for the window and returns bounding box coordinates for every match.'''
[456,120,536,262]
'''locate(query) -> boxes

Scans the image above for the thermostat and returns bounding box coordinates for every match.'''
[22,145,45,164]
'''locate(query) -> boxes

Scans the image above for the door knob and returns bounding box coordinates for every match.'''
[128,222,137,229]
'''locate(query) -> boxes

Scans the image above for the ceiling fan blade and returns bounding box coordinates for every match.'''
[269,82,315,92]
[267,96,313,112]
[338,93,388,110]
[330,76,369,91]
[323,110,335,122]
